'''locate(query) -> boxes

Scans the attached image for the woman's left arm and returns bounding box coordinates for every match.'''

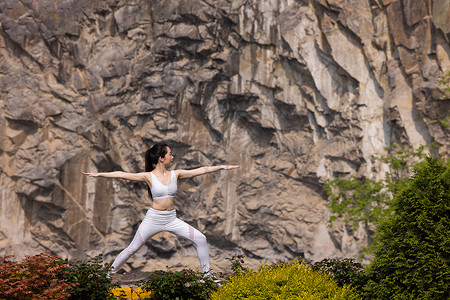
[176,165,239,179]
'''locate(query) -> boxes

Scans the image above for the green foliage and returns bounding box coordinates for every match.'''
[436,71,450,128]
[225,254,250,276]
[312,258,368,292]
[58,254,120,300]
[325,175,388,231]
[375,144,429,193]
[210,260,360,300]
[435,114,450,128]
[324,144,429,245]
[0,251,75,300]
[138,268,220,300]
[439,70,450,97]
[365,157,450,299]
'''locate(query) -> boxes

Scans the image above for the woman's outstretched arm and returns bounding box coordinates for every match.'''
[82,171,150,182]
[176,165,239,179]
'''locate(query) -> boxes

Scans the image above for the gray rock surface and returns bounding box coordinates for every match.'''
[0,0,448,273]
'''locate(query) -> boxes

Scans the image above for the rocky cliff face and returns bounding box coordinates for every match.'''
[0,0,449,272]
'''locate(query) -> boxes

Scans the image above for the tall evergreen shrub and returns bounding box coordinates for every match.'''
[365,157,450,299]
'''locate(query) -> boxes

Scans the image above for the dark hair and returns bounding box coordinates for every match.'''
[145,143,169,197]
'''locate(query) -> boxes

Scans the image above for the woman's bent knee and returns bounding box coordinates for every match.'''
[196,232,207,245]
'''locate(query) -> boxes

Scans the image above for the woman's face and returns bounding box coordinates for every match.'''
[161,147,174,166]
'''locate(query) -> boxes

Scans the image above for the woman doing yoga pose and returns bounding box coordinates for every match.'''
[83,143,239,274]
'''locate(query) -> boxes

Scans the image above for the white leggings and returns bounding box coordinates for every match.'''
[110,208,210,273]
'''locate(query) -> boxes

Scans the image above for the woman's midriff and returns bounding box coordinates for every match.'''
[152,197,175,211]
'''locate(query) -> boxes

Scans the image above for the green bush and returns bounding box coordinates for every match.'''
[312,258,367,292]
[210,260,360,300]
[365,157,450,299]
[324,144,430,254]
[225,254,250,276]
[58,254,120,300]
[138,268,220,300]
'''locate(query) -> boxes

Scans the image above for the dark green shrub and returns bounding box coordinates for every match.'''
[312,258,367,291]
[58,255,121,300]
[138,268,220,300]
[210,260,360,300]
[365,157,450,299]
[225,254,250,276]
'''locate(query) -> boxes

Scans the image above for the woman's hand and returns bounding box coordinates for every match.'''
[176,165,240,179]
[222,165,240,170]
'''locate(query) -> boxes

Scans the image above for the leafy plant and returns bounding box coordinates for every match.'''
[434,71,450,128]
[365,156,450,299]
[439,70,450,97]
[225,254,250,276]
[312,258,367,293]
[325,175,387,232]
[210,260,360,300]
[138,268,220,300]
[58,254,121,300]
[324,144,430,249]
[0,251,75,300]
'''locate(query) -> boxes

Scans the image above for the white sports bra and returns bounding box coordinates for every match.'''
[150,170,178,199]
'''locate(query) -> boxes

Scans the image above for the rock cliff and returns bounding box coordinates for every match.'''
[0,0,449,272]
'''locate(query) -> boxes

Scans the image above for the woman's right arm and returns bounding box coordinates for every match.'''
[83,171,149,182]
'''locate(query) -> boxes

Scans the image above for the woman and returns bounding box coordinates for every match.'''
[83,143,239,275]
